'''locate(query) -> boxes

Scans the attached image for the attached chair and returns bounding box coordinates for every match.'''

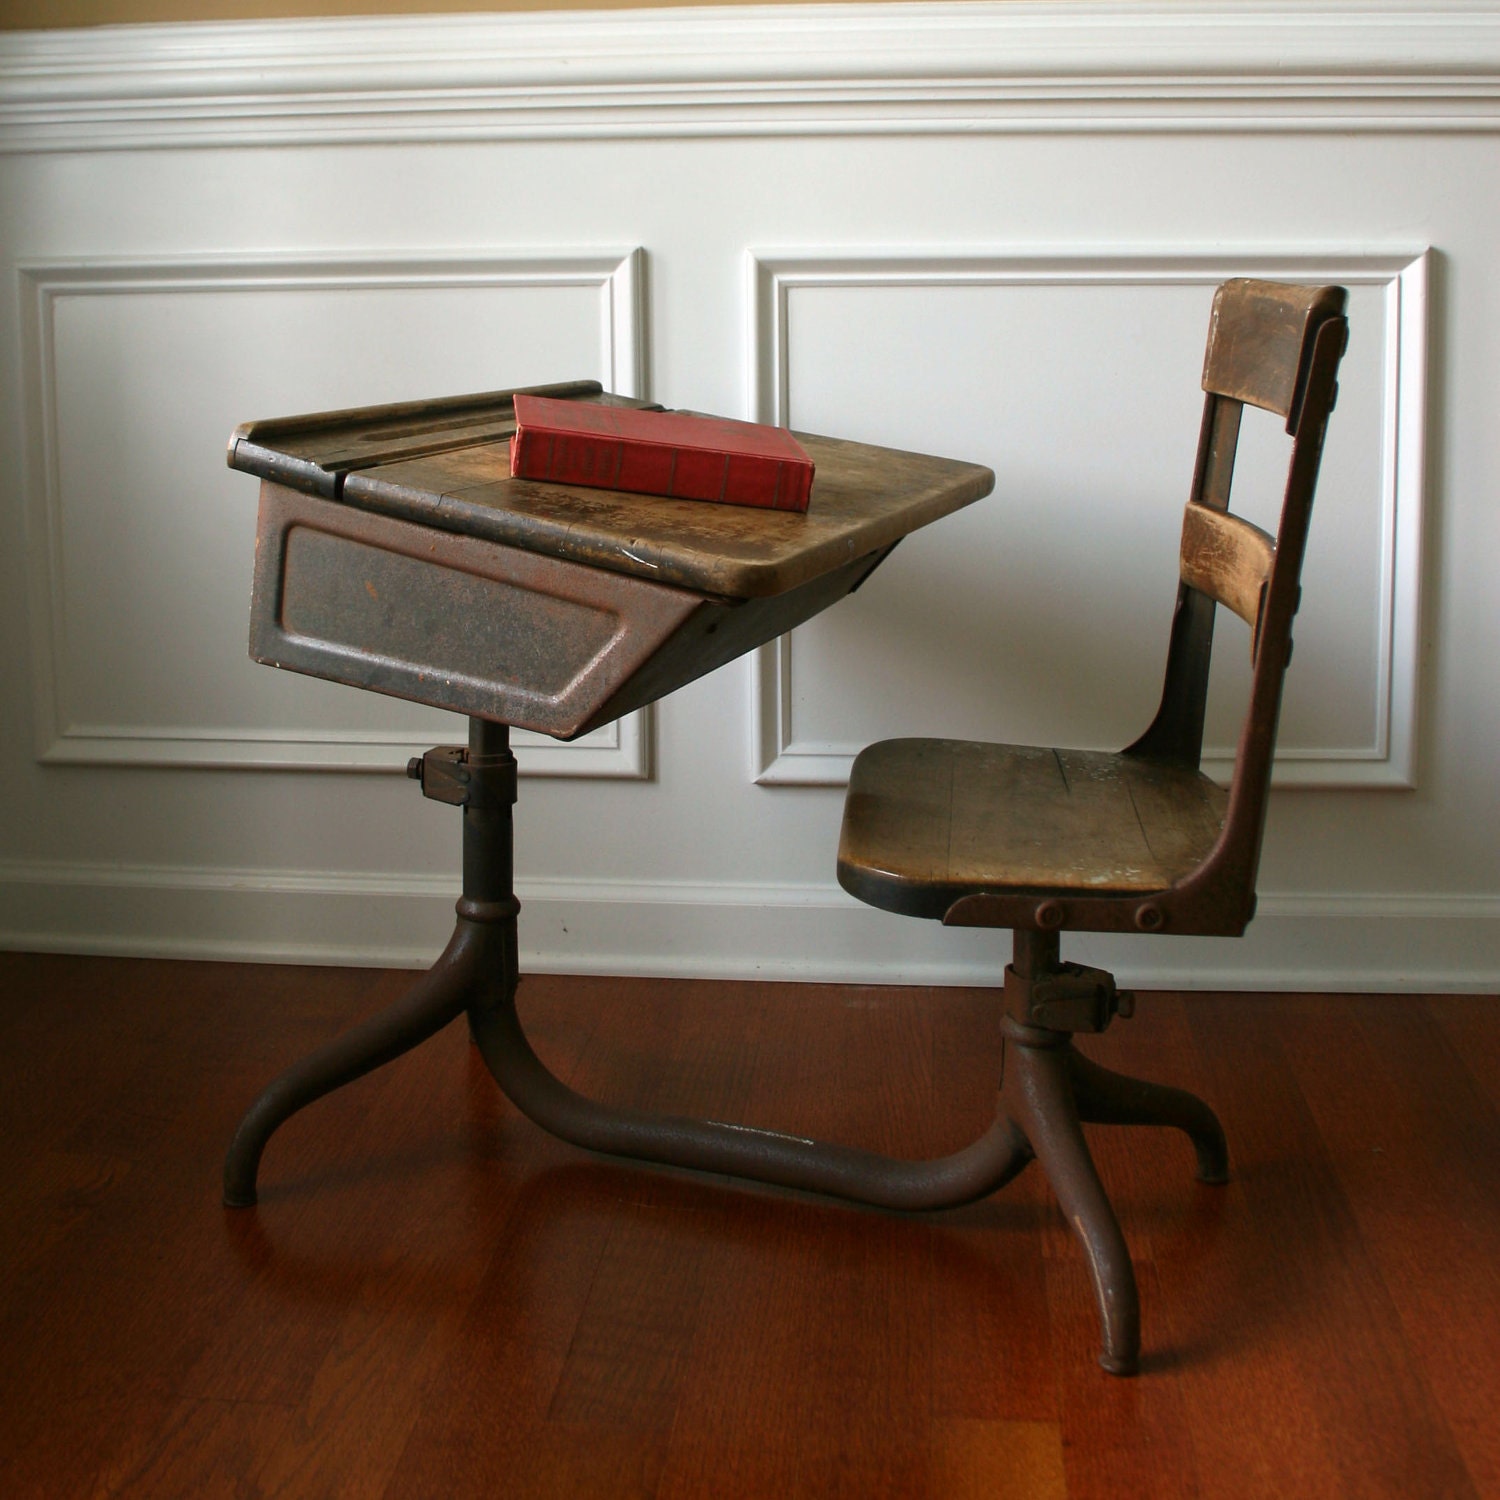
[837,280,1350,1373]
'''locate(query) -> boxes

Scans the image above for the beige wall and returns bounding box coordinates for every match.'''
[1,0,793,28]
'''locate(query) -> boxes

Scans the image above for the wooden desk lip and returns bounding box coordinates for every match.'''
[228,384,995,600]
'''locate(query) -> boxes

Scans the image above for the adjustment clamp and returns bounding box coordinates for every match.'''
[406,745,518,808]
[1006,961,1133,1034]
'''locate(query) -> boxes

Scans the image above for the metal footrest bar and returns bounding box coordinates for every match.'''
[462,921,1034,1213]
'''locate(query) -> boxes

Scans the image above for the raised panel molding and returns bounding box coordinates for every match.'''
[20,251,651,777]
[749,249,1428,790]
[2,4,1500,150]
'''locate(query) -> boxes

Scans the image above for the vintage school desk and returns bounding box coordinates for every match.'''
[221,380,995,1213]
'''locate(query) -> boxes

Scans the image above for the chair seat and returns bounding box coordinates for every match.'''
[837,738,1229,920]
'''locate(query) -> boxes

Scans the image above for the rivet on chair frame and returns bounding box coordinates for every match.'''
[1134,903,1165,932]
[1035,901,1065,929]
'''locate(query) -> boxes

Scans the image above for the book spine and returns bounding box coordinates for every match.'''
[511,429,812,512]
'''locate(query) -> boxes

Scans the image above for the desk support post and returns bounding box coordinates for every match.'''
[462,717,517,912]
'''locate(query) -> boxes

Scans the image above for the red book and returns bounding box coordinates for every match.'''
[509,395,815,512]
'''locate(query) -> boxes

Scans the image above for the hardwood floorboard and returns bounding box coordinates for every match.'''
[1090,998,1350,1500]
[929,1416,1067,1500]
[1296,995,1500,1497]
[928,1193,1057,1424]
[382,1164,668,1500]
[101,1395,298,1500]
[1428,993,1500,1114]
[547,1198,711,1428]
[653,1203,814,1500]
[1187,996,1479,1500]
[0,954,1497,1498]
[1048,1254,1202,1500]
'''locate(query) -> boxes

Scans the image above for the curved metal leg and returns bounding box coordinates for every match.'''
[1067,1048,1229,1185]
[1004,1031,1140,1376]
[222,923,482,1207]
[464,903,1033,1211]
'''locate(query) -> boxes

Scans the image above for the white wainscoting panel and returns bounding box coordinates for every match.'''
[19,252,649,776]
[2,5,1498,989]
[750,251,1426,788]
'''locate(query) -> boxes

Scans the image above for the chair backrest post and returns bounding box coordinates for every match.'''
[1191,309,1348,913]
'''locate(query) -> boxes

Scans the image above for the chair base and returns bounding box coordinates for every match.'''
[223,721,1229,1377]
[1000,1014,1228,1375]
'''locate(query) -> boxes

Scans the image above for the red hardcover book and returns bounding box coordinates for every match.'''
[509,395,815,512]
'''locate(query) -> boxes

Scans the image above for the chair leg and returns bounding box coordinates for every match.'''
[1003,1029,1141,1376]
[1067,1048,1230,1185]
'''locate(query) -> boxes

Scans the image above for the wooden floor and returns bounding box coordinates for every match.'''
[0,953,1497,1499]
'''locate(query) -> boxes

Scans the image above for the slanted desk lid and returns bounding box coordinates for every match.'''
[229,382,994,600]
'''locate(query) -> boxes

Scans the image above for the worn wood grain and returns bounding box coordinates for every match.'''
[341,428,994,598]
[839,738,1229,919]
[229,384,994,599]
[1202,280,1347,425]
[838,280,1347,944]
[1178,502,1274,638]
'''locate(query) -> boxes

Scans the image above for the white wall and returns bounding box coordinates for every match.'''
[1,2,1496,989]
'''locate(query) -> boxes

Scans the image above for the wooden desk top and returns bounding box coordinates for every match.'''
[229,381,994,599]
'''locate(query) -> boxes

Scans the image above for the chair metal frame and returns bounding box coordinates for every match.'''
[836,279,1351,1371]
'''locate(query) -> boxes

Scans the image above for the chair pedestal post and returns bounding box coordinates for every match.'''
[997,929,1228,1375]
[1001,1020,1141,1374]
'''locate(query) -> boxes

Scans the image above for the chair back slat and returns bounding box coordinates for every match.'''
[1179,503,1276,648]
[1202,280,1348,431]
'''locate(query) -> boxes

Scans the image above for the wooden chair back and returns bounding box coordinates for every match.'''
[1124,279,1349,931]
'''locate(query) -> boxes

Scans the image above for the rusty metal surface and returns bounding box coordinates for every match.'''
[232,381,992,730]
[221,923,479,1209]
[251,482,903,737]
[569,545,894,738]
[251,482,702,737]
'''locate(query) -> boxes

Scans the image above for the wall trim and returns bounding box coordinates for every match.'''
[2,858,1497,991]
[31,718,652,779]
[18,249,651,778]
[749,247,1428,790]
[3,3,1500,151]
